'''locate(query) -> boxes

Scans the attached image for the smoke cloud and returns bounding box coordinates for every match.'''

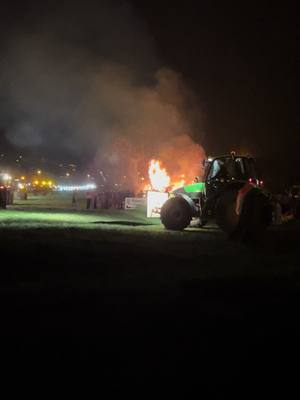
[0,0,205,186]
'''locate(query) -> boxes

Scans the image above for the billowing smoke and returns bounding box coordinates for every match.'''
[0,1,205,188]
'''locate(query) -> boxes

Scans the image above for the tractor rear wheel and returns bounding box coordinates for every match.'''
[216,187,272,241]
[161,196,192,231]
[234,188,272,241]
[215,189,240,235]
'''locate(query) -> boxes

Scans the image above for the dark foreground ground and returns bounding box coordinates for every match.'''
[1,195,300,390]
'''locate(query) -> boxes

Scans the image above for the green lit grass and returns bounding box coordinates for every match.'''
[0,207,161,229]
[0,191,300,288]
[2,192,167,232]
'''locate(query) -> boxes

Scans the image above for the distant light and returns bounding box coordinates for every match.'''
[2,174,11,181]
[66,172,70,177]
[37,170,41,175]
[21,176,25,180]
[57,183,97,191]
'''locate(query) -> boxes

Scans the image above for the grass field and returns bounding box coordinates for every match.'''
[1,192,300,388]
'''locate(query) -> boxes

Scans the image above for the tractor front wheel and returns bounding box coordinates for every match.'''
[160,196,192,231]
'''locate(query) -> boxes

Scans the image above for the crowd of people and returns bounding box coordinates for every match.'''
[270,189,300,225]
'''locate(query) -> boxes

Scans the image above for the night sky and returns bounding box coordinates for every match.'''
[0,1,299,185]
[134,1,299,178]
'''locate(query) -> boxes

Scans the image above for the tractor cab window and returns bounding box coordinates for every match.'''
[207,157,252,181]
[226,157,253,180]
[207,159,228,181]
[208,160,220,180]
[232,158,246,180]
[243,158,258,180]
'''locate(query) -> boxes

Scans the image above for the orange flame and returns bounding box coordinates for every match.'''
[148,160,171,192]
[146,160,188,192]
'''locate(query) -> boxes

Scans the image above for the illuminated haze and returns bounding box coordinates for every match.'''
[0,1,205,186]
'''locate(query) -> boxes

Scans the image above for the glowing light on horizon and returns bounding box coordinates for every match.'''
[57,183,97,191]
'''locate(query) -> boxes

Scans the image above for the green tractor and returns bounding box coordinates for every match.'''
[160,153,272,239]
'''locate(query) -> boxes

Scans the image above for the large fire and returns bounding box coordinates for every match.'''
[146,159,187,192]
[99,135,205,193]
[148,160,170,191]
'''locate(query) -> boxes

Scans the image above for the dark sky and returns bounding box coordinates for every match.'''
[133,1,299,155]
[0,1,299,183]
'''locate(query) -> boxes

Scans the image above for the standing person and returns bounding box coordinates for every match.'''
[280,190,290,216]
[98,191,103,208]
[86,190,92,209]
[93,191,98,209]
[72,190,77,207]
[273,195,283,225]
[0,186,7,209]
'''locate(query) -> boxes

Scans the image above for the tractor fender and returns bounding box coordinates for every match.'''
[175,193,198,215]
[235,182,256,215]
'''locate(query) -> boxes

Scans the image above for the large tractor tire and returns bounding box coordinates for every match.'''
[216,187,272,241]
[161,196,192,231]
[235,188,272,241]
[215,188,240,235]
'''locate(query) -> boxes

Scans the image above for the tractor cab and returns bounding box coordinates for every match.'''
[203,154,261,201]
[204,154,259,186]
